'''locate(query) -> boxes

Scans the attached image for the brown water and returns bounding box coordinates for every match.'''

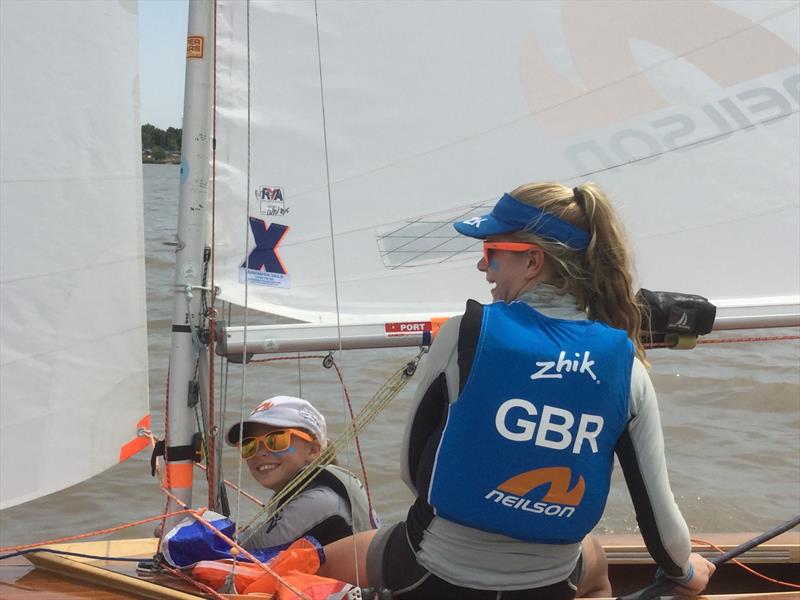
[1,164,798,548]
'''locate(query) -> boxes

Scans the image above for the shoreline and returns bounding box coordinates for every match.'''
[142,158,180,165]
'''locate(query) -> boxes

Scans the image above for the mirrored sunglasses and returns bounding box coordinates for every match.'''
[239,428,314,459]
[482,241,539,264]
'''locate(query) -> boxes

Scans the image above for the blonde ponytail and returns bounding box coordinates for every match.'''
[509,182,647,364]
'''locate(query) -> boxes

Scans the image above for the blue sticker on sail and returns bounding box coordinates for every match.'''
[180,159,189,184]
[240,218,290,288]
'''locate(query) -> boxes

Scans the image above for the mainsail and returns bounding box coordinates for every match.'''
[213,1,799,329]
[0,0,149,509]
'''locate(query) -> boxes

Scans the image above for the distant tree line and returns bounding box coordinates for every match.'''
[142,124,181,161]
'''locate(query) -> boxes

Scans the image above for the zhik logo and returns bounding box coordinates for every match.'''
[531,350,598,382]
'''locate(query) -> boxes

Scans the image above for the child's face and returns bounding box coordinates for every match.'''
[244,424,321,491]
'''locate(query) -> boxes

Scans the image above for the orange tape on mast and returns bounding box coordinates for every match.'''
[118,414,151,463]
[166,462,194,489]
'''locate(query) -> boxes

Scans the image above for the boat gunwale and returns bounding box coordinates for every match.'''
[2,532,795,599]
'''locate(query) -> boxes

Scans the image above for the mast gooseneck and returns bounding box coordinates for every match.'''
[162,0,214,536]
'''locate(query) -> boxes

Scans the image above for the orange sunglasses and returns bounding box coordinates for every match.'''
[483,241,539,264]
[239,428,314,459]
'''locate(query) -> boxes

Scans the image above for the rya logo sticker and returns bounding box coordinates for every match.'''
[256,186,290,216]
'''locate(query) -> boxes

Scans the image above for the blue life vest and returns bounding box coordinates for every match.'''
[428,301,633,544]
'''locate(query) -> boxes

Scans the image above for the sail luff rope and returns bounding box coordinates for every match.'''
[311,0,365,584]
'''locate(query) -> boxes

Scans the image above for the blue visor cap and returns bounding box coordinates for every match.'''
[453,193,590,251]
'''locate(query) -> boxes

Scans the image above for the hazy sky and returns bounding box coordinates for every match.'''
[139,0,189,129]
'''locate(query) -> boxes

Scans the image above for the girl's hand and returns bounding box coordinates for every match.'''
[672,553,716,596]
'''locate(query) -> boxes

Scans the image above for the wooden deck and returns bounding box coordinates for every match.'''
[0,533,797,599]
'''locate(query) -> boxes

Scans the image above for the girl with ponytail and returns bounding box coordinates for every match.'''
[507,182,648,363]
[319,183,713,599]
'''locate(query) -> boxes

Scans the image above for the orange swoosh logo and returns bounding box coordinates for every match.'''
[497,466,585,506]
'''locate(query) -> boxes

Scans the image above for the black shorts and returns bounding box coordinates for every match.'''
[365,522,582,600]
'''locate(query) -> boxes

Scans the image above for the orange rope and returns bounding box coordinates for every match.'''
[1,497,309,599]
[0,509,194,553]
[329,360,377,527]
[696,335,800,345]
[691,537,800,590]
[194,462,265,507]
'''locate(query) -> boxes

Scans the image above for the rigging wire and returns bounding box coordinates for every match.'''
[311,0,366,584]
[223,0,255,593]
[297,351,303,397]
[207,0,220,515]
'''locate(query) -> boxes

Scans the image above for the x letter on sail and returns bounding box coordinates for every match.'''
[243,218,289,275]
[239,218,291,288]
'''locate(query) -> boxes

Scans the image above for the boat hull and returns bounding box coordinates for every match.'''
[1,533,797,599]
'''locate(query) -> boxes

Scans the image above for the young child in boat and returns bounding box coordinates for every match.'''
[225,395,376,549]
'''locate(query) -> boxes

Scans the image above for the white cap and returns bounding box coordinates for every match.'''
[225,396,327,448]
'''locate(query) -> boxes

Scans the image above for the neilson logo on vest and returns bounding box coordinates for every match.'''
[485,466,585,519]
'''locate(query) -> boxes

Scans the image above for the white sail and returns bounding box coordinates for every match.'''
[213,1,799,328]
[0,0,149,509]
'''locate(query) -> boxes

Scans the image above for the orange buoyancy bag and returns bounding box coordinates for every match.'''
[191,537,340,595]
[242,537,322,594]
[273,573,354,600]
[190,559,266,591]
